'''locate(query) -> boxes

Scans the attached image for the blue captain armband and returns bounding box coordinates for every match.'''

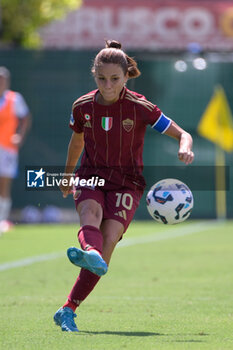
[69,113,75,126]
[151,113,171,133]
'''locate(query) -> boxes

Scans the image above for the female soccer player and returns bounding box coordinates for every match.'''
[54,40,194,332]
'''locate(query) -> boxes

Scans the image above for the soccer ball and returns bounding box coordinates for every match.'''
[146,178,193,224]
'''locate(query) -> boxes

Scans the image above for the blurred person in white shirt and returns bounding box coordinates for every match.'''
[0,67,31,234]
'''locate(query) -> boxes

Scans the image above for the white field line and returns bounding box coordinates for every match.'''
[117,221,217,248]
[0,221,219,272]
[0,252,65,272]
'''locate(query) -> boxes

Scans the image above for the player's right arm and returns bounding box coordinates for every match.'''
[60,131,84,198]
[13,92,32,147]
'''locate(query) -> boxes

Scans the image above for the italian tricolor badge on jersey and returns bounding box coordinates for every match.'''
[101,117,113,131]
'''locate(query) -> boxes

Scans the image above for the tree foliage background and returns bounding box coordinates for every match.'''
[1,0,82,48]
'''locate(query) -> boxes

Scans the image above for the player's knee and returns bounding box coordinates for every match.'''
[78,201,102,223]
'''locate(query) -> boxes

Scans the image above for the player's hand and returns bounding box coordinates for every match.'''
[59,176,73,198]
[178,149,194,165]
[11,134,22,147]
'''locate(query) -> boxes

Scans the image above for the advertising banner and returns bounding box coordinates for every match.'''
[39,0,233,50]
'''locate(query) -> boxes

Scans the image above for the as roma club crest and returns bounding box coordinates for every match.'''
[101,117,113,131]
[123,118,134,132]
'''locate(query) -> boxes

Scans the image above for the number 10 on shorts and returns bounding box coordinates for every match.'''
[115,193,133,210]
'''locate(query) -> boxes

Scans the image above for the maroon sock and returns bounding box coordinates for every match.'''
[62,300,77,312]
[67,268,101,309]
[78,225,103,255]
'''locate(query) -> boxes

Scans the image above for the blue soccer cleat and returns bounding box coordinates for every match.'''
[67,247,108,276]
[53,307,79,332]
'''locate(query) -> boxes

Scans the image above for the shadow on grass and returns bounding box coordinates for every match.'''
[81,330,163,337]
[80,330,209,342]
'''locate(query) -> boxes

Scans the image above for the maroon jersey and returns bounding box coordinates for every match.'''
[70,87,164,191]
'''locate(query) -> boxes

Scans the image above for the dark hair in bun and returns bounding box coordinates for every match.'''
[92,40,141,79]
[105,40,122,50]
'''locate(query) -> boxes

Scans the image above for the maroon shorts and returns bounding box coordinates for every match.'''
[74,186,143,233]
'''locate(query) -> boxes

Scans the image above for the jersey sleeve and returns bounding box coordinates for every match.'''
[14,92,30,118]
[144,102,171,134]
[130,90,172,134]
[69,104,84,133]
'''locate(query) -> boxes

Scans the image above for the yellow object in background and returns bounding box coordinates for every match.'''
[197,85,233,152]
[197,85,233,220]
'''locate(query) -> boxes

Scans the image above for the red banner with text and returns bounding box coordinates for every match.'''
[39,0,233,50]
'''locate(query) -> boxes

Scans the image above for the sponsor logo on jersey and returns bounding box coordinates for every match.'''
[122,118,134,132]
[101,117,113,131]
[114,210,127,220]
[84,121,92,128]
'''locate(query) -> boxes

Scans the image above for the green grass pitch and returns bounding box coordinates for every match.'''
[0,220,233,350]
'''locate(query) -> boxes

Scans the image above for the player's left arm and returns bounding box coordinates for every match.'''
[164,120,194,165]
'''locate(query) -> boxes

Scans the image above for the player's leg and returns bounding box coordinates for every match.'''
[67,195,108,275]
[70,187,142,270]
[62,220,123,314]
[61,191,141,320]
[0,176,13,234]
[100,219,124,265]
[0,176,12,219]
[77,198,104,255]
[54,190,106,331]
[0,147,17,234]
[54,188,142,332]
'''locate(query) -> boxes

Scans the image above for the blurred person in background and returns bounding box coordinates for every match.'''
[0,67,31,234]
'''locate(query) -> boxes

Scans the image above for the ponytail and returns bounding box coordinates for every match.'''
[125,54,141,79]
